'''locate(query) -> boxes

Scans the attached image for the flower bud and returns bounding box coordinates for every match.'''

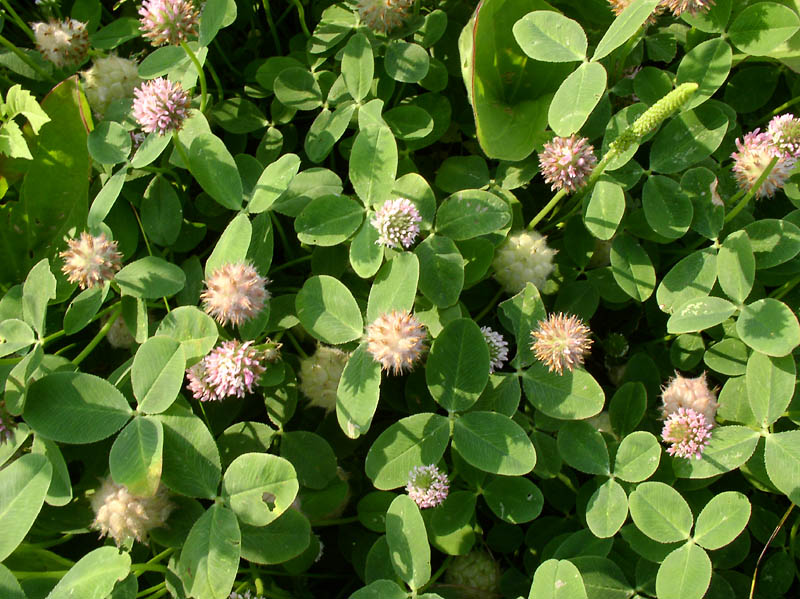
[492,231,556,294]
[82,55,142,117]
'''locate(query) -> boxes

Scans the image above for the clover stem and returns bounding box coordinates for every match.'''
[0,34,53,82]
[0,0,35,42]
[725,155,779,223]
[749,503,794,599]
[180,40,208,112]
[72,306,121,366]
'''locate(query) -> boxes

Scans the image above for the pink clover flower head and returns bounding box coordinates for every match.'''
[767,113,800,158]
[139,0,200,46]
[186,340,270,402]
[660,0,715,17]
[406,464,449,509]
[32,19,89,67]
[365,310,427,375]
[0,401,16,445]
[357,0,414,33]
[731,129,796,199]
[531,312,593,375]
[661,407,712,459]
[371,198,422,249]
[60,232,122,290]
[132,77,190,135]
[201,262,270,327]
[539,134,597,193]
[481,326,509,373]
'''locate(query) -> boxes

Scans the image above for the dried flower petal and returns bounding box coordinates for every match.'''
[32,19,89,67]
[531,313,593,375]
[201,262,270,327]
[365,310,427,375]
[139,0,200,46]
[660,0,715,17]
[406,464,449,509]
[60,232,122,290]
[371,198,422,249]
[357,0,414,33]
[539,135,597,193]
[661,407,712,459]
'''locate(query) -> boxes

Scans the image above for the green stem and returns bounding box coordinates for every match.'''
[205,59,224,103]
[136,582,165,598]
[725,155,779,223]
[268,254,312,274]
[418,556,452,593]
[310,516,358,527]
[171,131,191,168]
[474,288,504,322]
[261,0,283,53]
[770,273,800,300]
[750,503,795,599]
[131,563,168,575]
[284,330,307,359]
[28,534,74,551]
[0,0,36,42]
[0,34,53,82]
[72,307,121,366]
[288,0,311,38]
[763,95,800,123]
[527,189,567,230]
[179,41,208,112]
[147,547,175,564]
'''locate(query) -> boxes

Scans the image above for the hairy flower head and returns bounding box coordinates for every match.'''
[731,130,795,199]
[767,113,800,158]
[445,551,501,595]
[481,326,509,373]
[132,77,190,135]
[299,345,350,413]
[139,0,200,46]
[186,340,277,402]
[91,477,173,546]
[60,232,122,290]
[371,198,422,249]
[531,313,593,375]
[539,135,597,193]
[660,0,715,17]
[82,55,142,117]
[661,407,712,459]
[201,262,269,327]
[406,464,449,509]
[365,310,427,375]
[492,230,557,294]
[357,0,414,33]
[660,371,718,424]
[32,19,89,67]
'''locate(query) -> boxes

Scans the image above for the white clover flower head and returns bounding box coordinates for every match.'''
[139,0,200,46]
[59,232,122,290]
[660,371,718,425]
[531,313,593,375]
[731,130,795,199]
[186,340,275,402]
[132,77,190,135]
[90,477,173,546]
[767,113,800,158]
[201,262,270,327]
[480,326,509,373]
[660,0,715,17]
[539,134,597,193]
[371,198,422,249]
[406,464,449,509]
[298,345,350,413]
[365,310,427,375]
[32,19,89,67]
[357,0,414,33]
[82,55,142,117]
[492,230,557,294]
[445,550,501,594]
[661,407,712,459]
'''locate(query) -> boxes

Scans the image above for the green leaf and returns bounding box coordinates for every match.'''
[5,85,50,133]
[649,104,728,174]
[155,305,218,364]
[765,431,800,504]
[342,33,373,101]
[609,382,647,436]
[90,17,143,49]
[427,490,476,555]
[483,476,543,524]
[0,563,26,599]
[737,298,800,357]
[188,132,243,210]
[729,2,800,55]
[87,166,128,227]
[529,559,588,599]
[435,190,511,240]
[718,231,754,304]
[280,431,337,490]
[142,175,182,246]
[610,234,655,301]
[365,413,450,489]
[350,220,384,278]
[240,508,310,565]
[548,62,607,136]
[667,297,736,334]
[586,479,628,539]
[109,416,163,496]
[628,481,693,543]
[366,253,419,322]
[25,372,132,444]
[87,121,131,165]
[704,338,749,376]
[656,248,717,314]
[613,431,660,483]
[155,400,221,498]
[0,453,52,561]
[557,421,609,475]
[130,131,171,168]
[498,283,546,368]
[132,336,185,414]
[592,0,663,61]
[452,411,536,475]
[672,426,759,478]
[746,351,795,428]
[742,219,800,268]
[46,546,131,599]
[512,11,587,62]
[0,121,31,159]
[296,275,363,344]
[199,0,236,46]
[384,42,430,83]
[414,235,464,308]
[584,180,624,240]
[642,175,693,239]
[211,98,267,134]
[655,544,711,599]
[522,362,605,420]
[31,436,72,506]
[273,68,323,110]
[295,194,363,246]
[427,318,490,413]
[384,106,433,141]
[222,453,297,526]
[115,257,185,299]
[350,580,407,599]
[693,491,750,550]
[350,125,397,208]
[138,45,185,78]
[22,258,56,338]
[675,38,732,109]
[248,153,301,213]
[304,104,357,164]
[0,318,34,357]
[386,495,430,590]
[177,504,240,599]
[337,343,383,439]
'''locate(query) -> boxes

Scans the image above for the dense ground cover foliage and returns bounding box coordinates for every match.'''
[2,0,800,598]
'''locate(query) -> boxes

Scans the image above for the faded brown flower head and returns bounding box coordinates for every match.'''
[60,232,122,289]
[531,313,593,375]
[365,310,427,375]
[32,19,89,67]
[660,371,719,424]
[201,262,269,327]
[299,345,350,413]
[91,477,173,546]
